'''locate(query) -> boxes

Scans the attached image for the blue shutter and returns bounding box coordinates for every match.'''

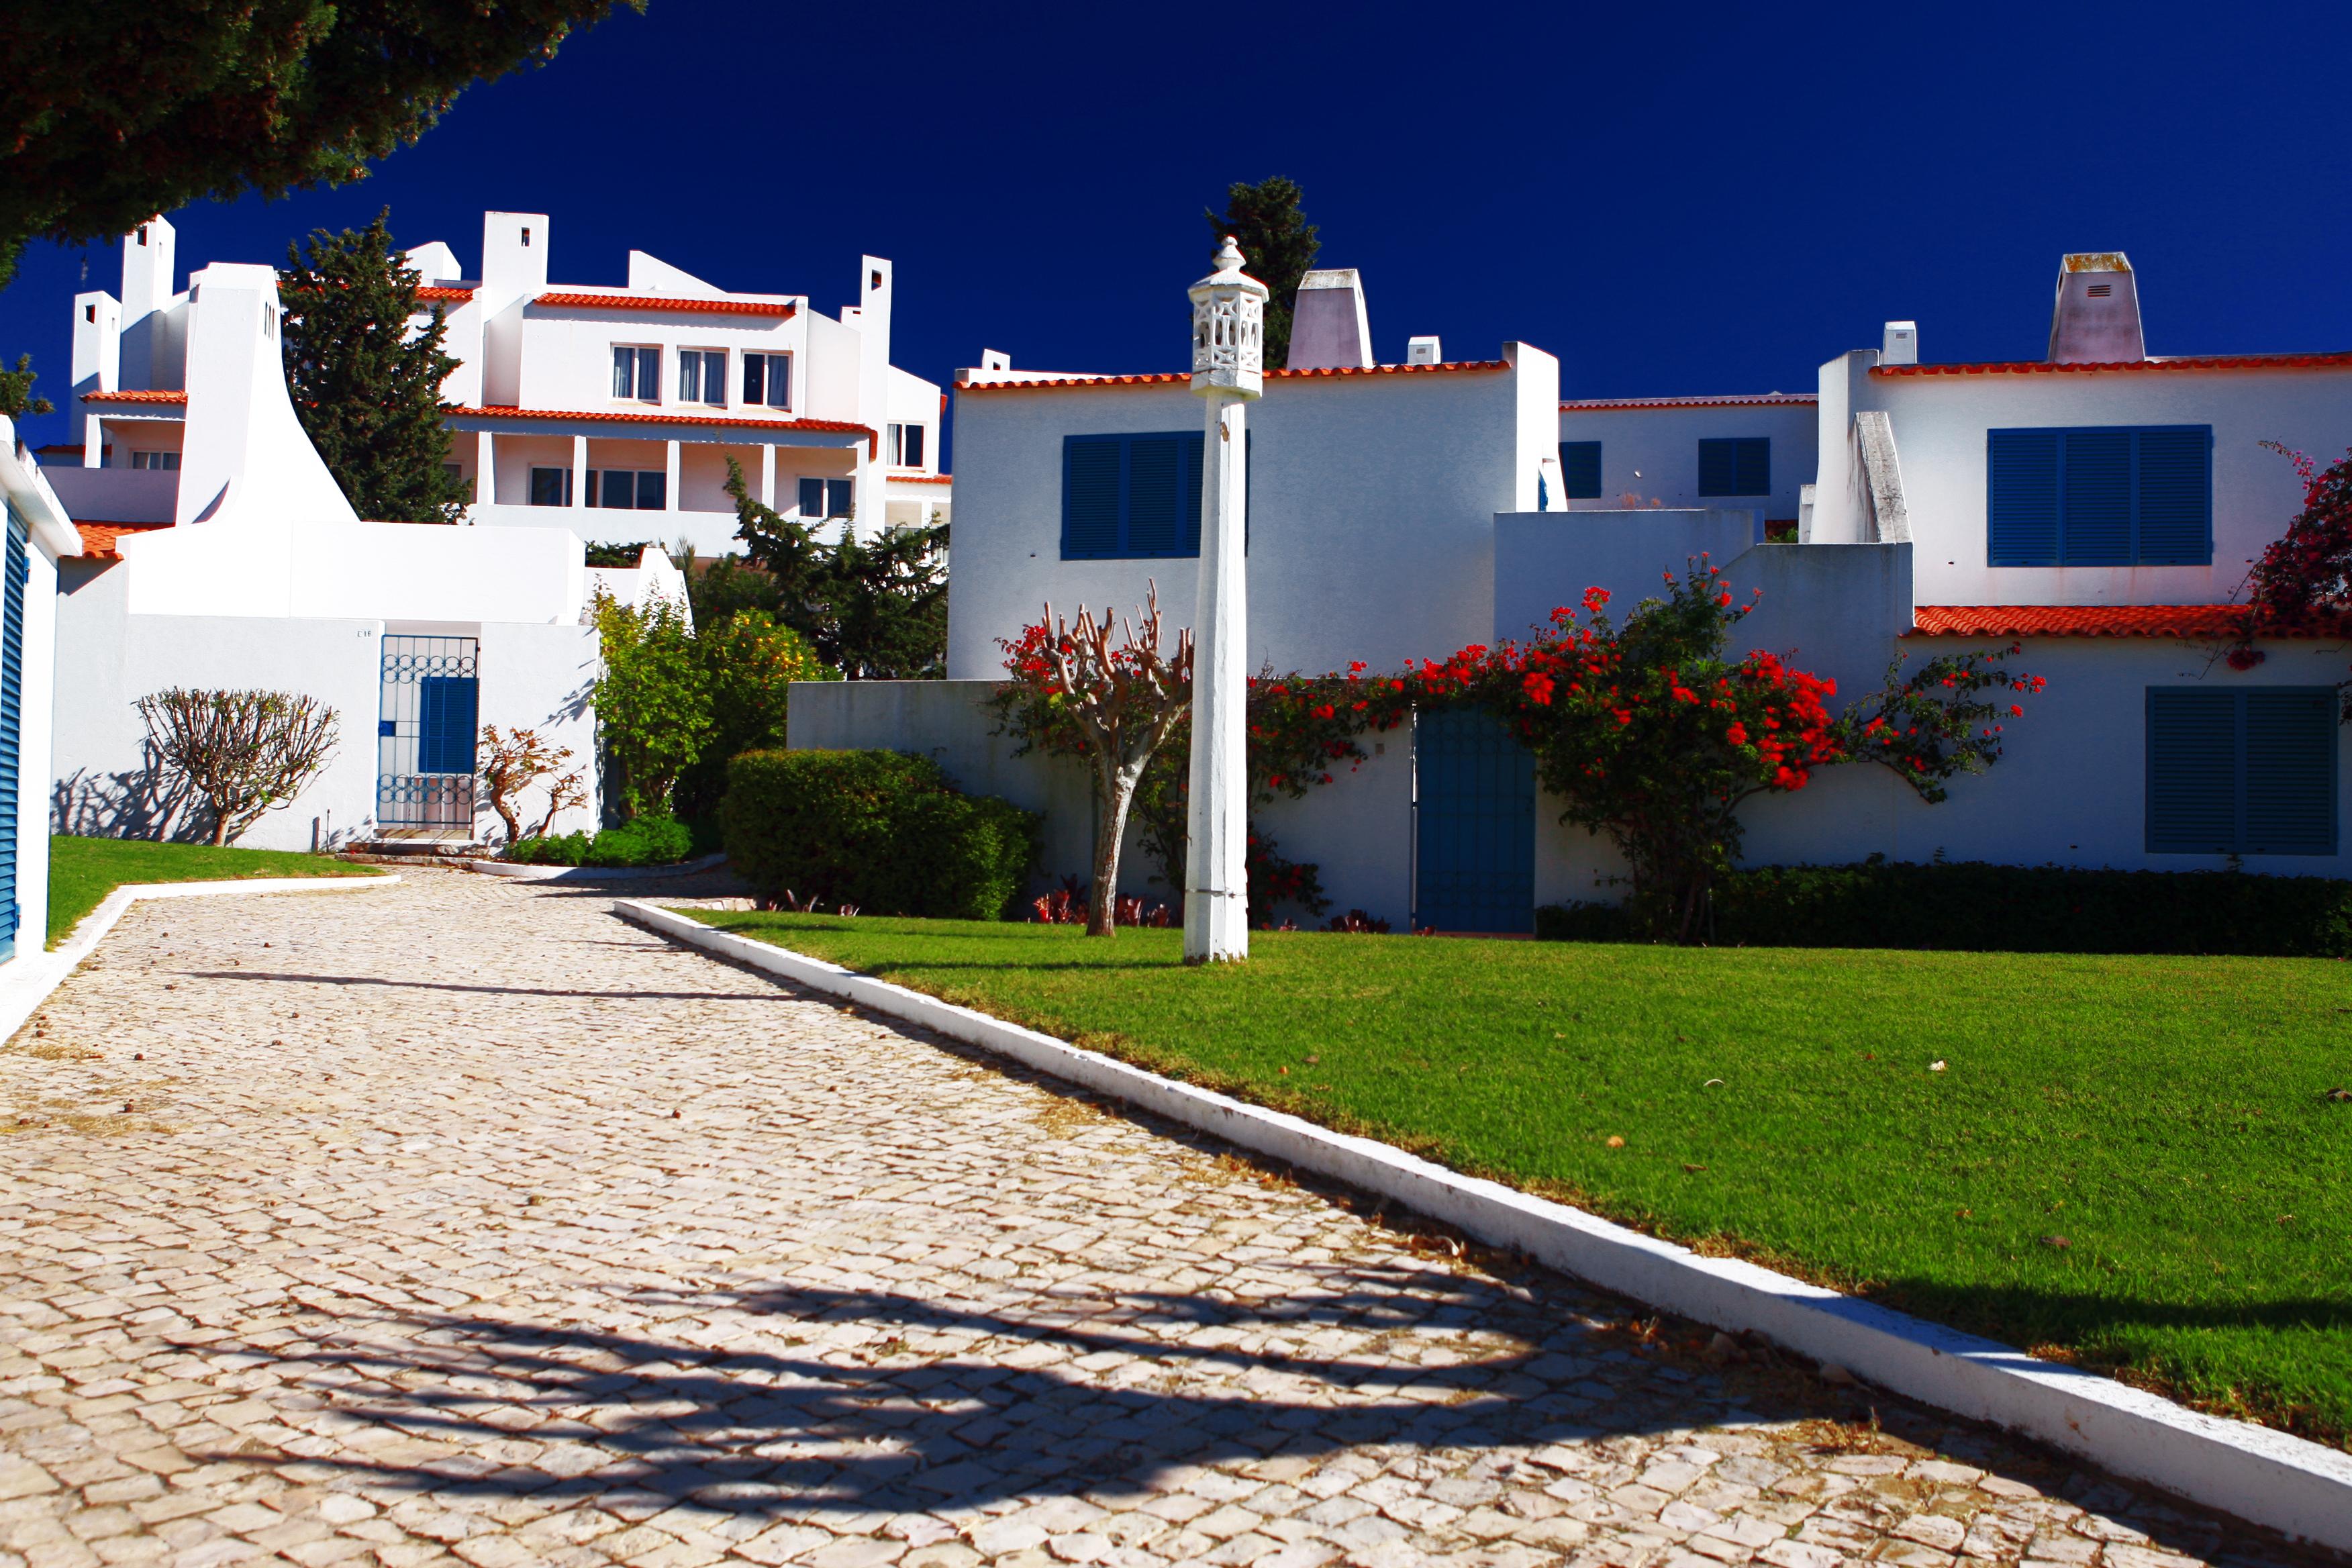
[1179,432,1206,554]
[1697,439,1736,497]
[1124,436,1183,555]
[416,676,479,776]
[2060,430,2133,565]
[1559,441,1602,499]
[1988,429,2061,566]
[1414,709,1535,932]
[1734,437,1769,496]
[1062,437,1122,558]
[2243,690,2337,854]
[2147,689,2240,853]
[826,479,853,518]
[2135,428,2212,565]
[798,477,824,516]
[636,470,667,510]
[0,507,25,958]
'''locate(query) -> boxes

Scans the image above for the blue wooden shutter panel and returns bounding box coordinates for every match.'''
[2136,429,2211,565]
[2148,687,2337,855]
[1559,441,1602,499]
[1992,426,2210,567]
[1061,433,1208,559]
[2244,691,2336,854]
[417,677,479,776]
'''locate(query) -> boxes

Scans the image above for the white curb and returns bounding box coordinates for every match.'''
[0,873,398,1044]
[464,852,727,882]
[615,897,2352,1553]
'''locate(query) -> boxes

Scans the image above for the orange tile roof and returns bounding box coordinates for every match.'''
[889,472,952,485]
[1561,393,1817,411]
[82,389,187,405]
[1877,352,2352,379]
[958,360,1511,392]
[75,522,171,559]
[445,405,876,456]
[534,291,798,319]
[1908,605,2262,638]
[415,286,476,303]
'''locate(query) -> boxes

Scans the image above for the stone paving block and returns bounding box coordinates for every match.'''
[0,873,2338,1568]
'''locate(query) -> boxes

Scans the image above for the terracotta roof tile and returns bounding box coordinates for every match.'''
[888,472,952,484]
[1877,352,2352,379]
[958,360,1510,392]
[82,390,187,405]
[534,291,798,319]
[75,521,171,559]
[1908,605,2259,638]
[1560,393,1817,411]
[415,286,476,303]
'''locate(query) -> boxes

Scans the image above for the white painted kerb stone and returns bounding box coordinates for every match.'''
[616,897,2352,1555]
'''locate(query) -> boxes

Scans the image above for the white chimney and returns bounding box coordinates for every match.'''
[2047,252,2145,364]
[1406,336,1442,366]
[1287,268,1373,371]
[981,348,1011,371]
[1881,321,1918,366]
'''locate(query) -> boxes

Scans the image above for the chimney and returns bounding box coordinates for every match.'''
[980,348,1011,372]
[2047,252,2144,364]
[1881,321,1918,366]
[1406,336,1442,366]
[1287,268,1372,370]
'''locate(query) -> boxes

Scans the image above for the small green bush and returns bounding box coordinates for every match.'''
[1536,859,2352,957]
[722,748,1038,919]
[503,813,695,869]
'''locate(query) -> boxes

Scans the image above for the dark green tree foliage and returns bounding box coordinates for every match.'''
[0,354,52,418]
[722,749,1038,919]
[1205,177,1320,369]
[720,459,948,678]
[279,211,470,524]
[0,1,637,289]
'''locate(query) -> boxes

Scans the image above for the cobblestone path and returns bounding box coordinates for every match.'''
[0,871,2332,1568]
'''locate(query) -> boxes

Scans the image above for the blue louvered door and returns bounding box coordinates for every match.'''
[2147,687,2337,855]
[0,506,26,959]
[1414,708,1536,932]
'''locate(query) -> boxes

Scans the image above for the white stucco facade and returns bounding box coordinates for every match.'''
[42,234,602,850]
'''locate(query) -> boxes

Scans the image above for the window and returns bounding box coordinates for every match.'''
[2147,687,2337,854]
[1061,432,1206,559]
[1698,437,1770,497]
[586,470,666,509]
[529,467,573,506]
[889,423,927,469]
[128,451,179,471]
[797,477,854,519]
[1558,441,1602,499]
[743,352,791,409]
[677,348,726,407]
[611,346,661,402]
[1988,426,2211,567]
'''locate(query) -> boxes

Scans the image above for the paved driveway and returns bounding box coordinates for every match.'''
[0,871,2328,1568]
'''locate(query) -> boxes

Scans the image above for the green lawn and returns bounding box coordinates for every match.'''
[687,910,2352,1449]
[48,834,383,946]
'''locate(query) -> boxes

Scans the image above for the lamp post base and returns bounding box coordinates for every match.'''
[1181,887,1248,964]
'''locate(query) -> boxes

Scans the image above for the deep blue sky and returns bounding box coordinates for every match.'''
[7,0,2350,460]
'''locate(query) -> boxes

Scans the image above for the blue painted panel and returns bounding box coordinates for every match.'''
[1414,708,1534,933]
[416,677,479,776]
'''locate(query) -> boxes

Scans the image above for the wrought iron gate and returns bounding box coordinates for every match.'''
[1412,707,1535,933]
[377,634,479,832]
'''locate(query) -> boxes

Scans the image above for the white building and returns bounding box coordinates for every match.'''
[45,224,601,850]
[0,424,85,966]
[797,249,2352,932]
[400,212,948,556]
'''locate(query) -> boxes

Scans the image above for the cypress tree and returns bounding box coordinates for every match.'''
[1205,177,1322,369]
[279,210,470,524]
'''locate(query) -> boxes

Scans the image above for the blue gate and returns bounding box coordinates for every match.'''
[377,635,480,832]
[1414,707,1535,933]
[0,504,26,959]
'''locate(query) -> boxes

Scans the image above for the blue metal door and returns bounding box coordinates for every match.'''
[1414,708,1535,933]
[377,635,480,831]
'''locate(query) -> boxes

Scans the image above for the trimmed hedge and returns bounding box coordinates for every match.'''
[722,748,1038,920]
[505,813,693,868]
[1536,860,2352,957]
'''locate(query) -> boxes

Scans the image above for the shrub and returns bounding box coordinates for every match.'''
[503,812,694,869]
[722,749,1038,920]
[134,687,340,845]
[1536,860,2352,957]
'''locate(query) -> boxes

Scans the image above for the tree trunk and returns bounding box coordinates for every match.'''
[210,812,231,846]
[1089,763,1136,937]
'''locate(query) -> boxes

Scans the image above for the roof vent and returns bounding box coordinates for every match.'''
[1406,336,1442,366]
[2047,252,2145,364]
[1287,268,1373,371]
[1881,320,1918,366]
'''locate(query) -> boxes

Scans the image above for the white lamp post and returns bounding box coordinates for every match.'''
[1183,237,1267,963]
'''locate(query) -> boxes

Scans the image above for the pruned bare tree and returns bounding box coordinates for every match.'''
[134,689,341,846]
[478,724,588,842]
[1023,584,1193,936]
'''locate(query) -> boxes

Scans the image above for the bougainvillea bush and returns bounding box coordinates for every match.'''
[2231,444,2352,708]
[1418,560,2042,942]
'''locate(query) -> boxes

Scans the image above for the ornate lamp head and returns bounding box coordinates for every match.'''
[1189,236,1269,399]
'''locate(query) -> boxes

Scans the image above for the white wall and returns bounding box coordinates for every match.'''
[120,517,585,624]
[945,357,1557,682]
[1557,400,1818,523]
